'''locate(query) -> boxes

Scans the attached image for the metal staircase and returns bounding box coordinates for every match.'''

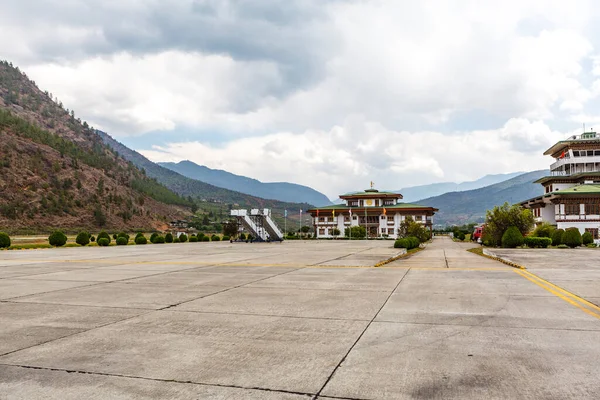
[230,209,284,242]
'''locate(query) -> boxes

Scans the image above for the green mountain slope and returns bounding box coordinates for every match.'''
[96,132,313,215]
[417,170,547,226]
[159,160,331,206]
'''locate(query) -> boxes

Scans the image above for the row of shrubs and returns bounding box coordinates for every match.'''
[501,226,595,248]
[43,231,227,247]
[393,236,421,250]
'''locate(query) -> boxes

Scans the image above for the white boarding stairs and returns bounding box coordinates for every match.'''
[230,209,268,241]
[230,209,284,241]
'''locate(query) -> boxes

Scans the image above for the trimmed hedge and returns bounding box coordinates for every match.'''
[48,231,67,247]
[202,236,210,242]
[150,232,159,244]
[97,238,110,247]
[116,236,128,246]
[562,228,582,248]
[501,226,524,248]
[211,234,221,241]
[582,231,594,245]
[0,232,11,248]
[524,236,552,248]
[179,234,188,243]
[394,236,420,250]
[135,236,147,245]
[222,235,230,241]
[76,231,90,246]
[173,237,180,243]
[551,229,564,246]
[154,235,165,244]
[165,233,174,243]
[189,236,198,242]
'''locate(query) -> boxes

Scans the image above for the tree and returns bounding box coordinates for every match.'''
[344,226,366,239]
[484,202,534,247]
[202,214,210,225]
[331,228,341,238]
[397,216,430,243]
[93,207,107,227]
[582,231,594,245]
[191,203,198,214]
[501,226,524,248]
[551,229,564,246]
[48,231,67,247]
[165,233,174,243]
[532,222,555,238]
[223,219,238,237]
[562,228,582,248]
[300,225,311,235]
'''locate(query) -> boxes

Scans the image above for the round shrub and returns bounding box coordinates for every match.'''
[173,237,180,243]
[222,235,230,241]
[48,231,67,247]
[582,231,594,245]
[117,232,130,241]
[239,233,246,240]
[247,234,254,242]
[202,236,210,242]
[394,238,410,249]
[562,228,582,248]
[551,229,564,246]
[408,236,420,249]
[150,232,159,243]
[587,243,598,248]
[135,232,144,240]
[154,235,165,244]
[0,232,12,248]
[97,231,111,245]
[76,231,90,246]
[557,244,569,249]
[165,233,174,243]
[211,234,221,241]
[116,236,128,246]
[189,235,198,242]
[501,226,524,248]
[97,238,110,247]
[90,235,96,242]
[135,235,147,245]
[197,233,205,239]
[179,234,188,243]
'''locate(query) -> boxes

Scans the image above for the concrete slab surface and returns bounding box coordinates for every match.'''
[1,237,599,399]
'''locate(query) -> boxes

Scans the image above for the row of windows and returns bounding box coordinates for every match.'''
[572,150,600,157]
[563,204,600,215]
[347,200,397,207]
[318,228,392,235]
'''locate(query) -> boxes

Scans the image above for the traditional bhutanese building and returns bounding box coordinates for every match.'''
[308,187,438,239]
[520,131,600,242]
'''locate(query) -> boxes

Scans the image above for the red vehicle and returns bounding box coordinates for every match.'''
[472,224,485,243]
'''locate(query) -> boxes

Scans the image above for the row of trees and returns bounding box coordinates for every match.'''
[482,203,595,248]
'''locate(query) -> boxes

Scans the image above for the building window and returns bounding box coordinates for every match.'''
[381,228,387,235]
[384,200,394,205]
[381,215,386,219]
[414,215,423,221]
[349,201,358,207]
[585,228,599,239]
[565,203,580,215]
[319,228,325,235]
[353,215,357,220]
[319,217,325,222]
[585,204,600,215]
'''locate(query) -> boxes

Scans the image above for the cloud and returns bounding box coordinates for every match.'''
[2,0,599,192]
[139,117,562,198]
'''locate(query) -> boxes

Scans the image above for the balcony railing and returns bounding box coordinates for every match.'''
[550,155,600,171]
[556,214,600,220]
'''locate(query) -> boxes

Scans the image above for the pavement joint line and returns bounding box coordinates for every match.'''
[158,265,309,311]
[312,268,412,399]
[311,246,384,267]
[514,269,600,320]
[518,269,600,313]
[0,299,156,311]
[371,319,600,331]
[0,364,316,398]
[443,250,449,268]
[0,308,153,358]
[167,309,373,322]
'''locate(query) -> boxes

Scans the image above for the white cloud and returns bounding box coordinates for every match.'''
[140,117,562,198]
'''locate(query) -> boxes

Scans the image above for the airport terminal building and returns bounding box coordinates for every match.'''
[520,131,600,242]
[308,188,438,239]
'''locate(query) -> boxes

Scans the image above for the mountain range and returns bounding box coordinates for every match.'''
[416,170,548,226]
[397,172,525,203]
[159,161,331,206]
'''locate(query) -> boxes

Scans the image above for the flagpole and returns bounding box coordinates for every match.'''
[299,209,302,237]
[284,209,287,238]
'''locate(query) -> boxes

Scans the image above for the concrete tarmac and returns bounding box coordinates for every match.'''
[1,238,599,399]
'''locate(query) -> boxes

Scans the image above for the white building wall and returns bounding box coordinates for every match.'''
[541,205,556,224]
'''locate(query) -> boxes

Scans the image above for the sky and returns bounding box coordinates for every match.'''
[3,0,600,199]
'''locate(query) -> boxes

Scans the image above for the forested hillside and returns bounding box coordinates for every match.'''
[97,131,313,216]
[0,60,190,232]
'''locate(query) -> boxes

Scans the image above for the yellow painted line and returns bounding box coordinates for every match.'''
[519,269,600,313]
[514,270,600,320]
